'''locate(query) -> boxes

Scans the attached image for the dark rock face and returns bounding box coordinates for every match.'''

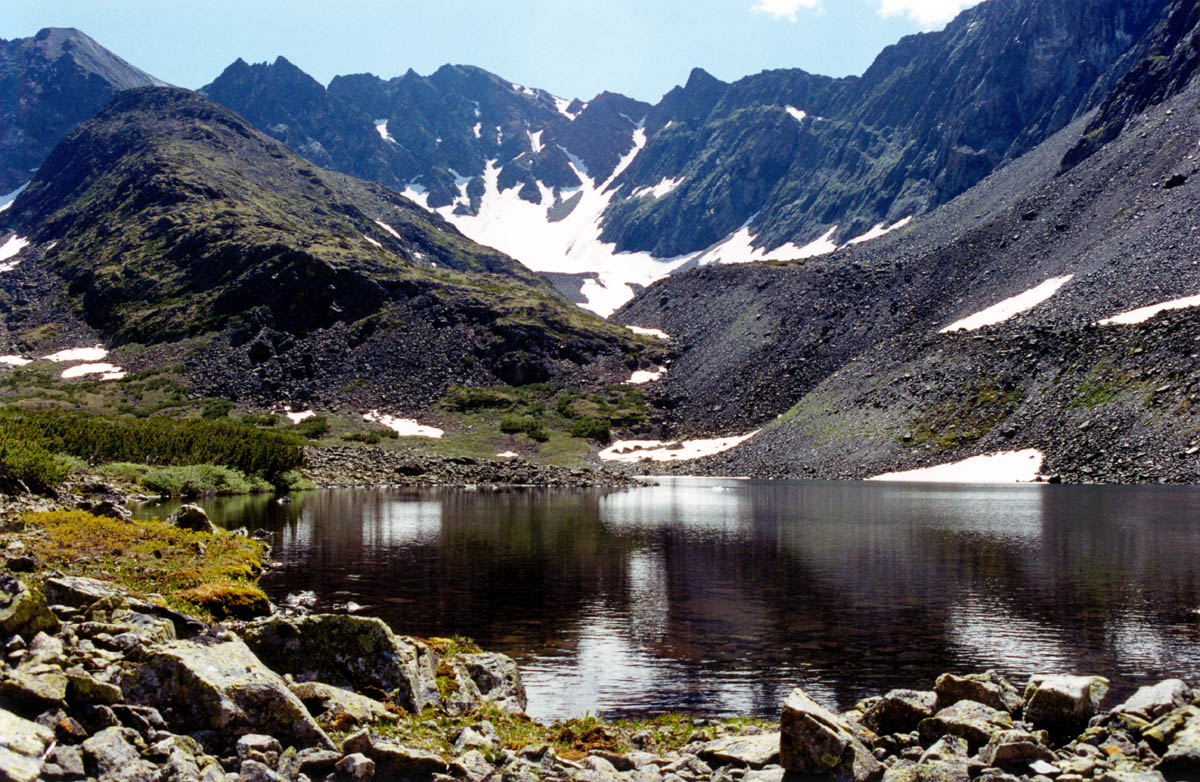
[0,28,163,192]
[200,0,1165,263]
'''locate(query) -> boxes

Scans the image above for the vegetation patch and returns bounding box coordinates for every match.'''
[903,379,1024,449]
[93,462,274,497]
[1066,362,1139,409]
[17,509,268,621]
[0,407,305,488]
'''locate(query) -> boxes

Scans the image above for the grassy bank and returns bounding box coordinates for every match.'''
[14,509,269,620]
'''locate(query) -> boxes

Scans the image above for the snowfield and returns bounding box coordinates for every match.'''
[0,183,28,213]
[0,356,31,366]
[940,275,1074,333]
[44,346,108,362]
[625,325,669,340]
[0,235,30,272]
[1097,293,1200,325]
[847,216,912,245]
[599,431,759,463]
[60,363,125,380]
[868,449,1046,483]
[627,366,666,384]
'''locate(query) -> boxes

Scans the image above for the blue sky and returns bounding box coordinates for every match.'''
[3,1,982,103]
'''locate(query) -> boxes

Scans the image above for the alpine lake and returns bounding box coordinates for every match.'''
[133,478,1200,721]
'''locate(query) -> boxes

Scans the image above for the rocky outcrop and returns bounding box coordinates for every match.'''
[121,628,335,751]
[239,614,438,714]
[780,687,883,781]
[166,503,217,534]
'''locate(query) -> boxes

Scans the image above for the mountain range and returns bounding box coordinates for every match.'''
[0,0,1198,482]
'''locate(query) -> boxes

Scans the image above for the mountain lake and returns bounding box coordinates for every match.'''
[134,477,1200,720]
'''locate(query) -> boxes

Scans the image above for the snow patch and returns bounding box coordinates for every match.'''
[0,356,31,366]
[1097,294,1200,325]
[374,220,402,240]
[785,106,807,123]
[627,366,666,384]
[553,96,578,119]
[472,122,482,138]
[374,119,396,144]
[0,235,30,271]
[496,451,519,459]
[631,177,684,199]
[363,234,383,248]
[0,183,28,212]
[869,449,1045,484]
[44,346,107,362]
[626,325,669,340]
[363,410,444,438]
[284,409,315,424]
[600,431,759,463]
[528,130,544,154]
[940,275,1073,333]
[694,221,838,265]
[61,363,125,380]
[846,216,912,246]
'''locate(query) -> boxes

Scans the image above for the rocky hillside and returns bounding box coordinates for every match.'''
[614,0,1200,484]
[0,27,163,194]
[0,87,660,411]
[199,0,1167,313]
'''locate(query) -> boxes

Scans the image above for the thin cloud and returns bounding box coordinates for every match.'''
[876,0,984,29]
[751,0,823,22]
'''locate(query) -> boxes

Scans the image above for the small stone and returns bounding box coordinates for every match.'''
[166,504,217,534]
[336,752,376,780]
[296,746,342,776]
[918,700,1012,752]
[237,733,283,767]
[699,733,781,768]
[240,758,285,782]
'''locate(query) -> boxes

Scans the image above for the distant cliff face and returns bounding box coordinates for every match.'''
[0,27,163,192]
[200,0,1168,313]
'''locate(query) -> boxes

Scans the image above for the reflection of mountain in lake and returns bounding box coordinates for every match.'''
[138,480,1200,719]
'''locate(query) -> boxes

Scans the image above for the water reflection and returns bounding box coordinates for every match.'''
[136,479,1200,720]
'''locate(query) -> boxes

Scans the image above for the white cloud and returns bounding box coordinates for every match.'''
[751,0,822,21]
[877,0,983,29]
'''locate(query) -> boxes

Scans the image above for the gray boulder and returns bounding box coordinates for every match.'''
[289,680,393,727]
[885,736,972,782]
[918,700,1013,751]
[1158,717,1200,779]
[166,504,217,534]
[82,726,158,781]
[780,687,883,781]
[977,729,1055,768]
[0,706,55,782]
[241,614,439,714]
[121,629,333,750]
[862,689,938,735]
[699,733,781,768]
[0,575,59,638]
[1023,675,1109,735]
[1113,679,1189,721]
[934,672,1022,714]
[447,651,528,715]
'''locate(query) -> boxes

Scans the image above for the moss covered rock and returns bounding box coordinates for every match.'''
[0,575,60,638]
[241,614,439,714]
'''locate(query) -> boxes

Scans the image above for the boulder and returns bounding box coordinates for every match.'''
[698,733,781,768]
[121,629,333,751]
[1113,680,1189,721]
[82,726,158,780]
[780,687,883,781]
[289,680,392,727]
[918,700,1012,751]
[1023,675,1109,736]
[0,669,68,713]
[1144,705,1199,747]
[0,706,55,782]
[447,651,528,715]
[1158,718,1200,779]
[934,672,1022,714]
[0,575,59,638]
[241,614,438,713]
[166,504,217,534]
[363,739,448,776]
[335,753,375,780]
[862,690,938,735]
[978,729,1055,768]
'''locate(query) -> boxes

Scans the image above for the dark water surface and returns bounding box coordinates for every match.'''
[135,478,1200,720]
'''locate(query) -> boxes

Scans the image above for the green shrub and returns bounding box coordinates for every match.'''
[240,413,280,427]
[292,415,330,440]
[200,399,235,420]
[0,435,69,493]
[570,417,612,444]
[342,431,381,444]
[0,408,304,481]
[443,386,520,412]
[97,462,272,496]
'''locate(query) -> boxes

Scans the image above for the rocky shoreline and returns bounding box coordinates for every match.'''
[300,446,644,490]
[3,558,1198,782]
[2,495,1198,782]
